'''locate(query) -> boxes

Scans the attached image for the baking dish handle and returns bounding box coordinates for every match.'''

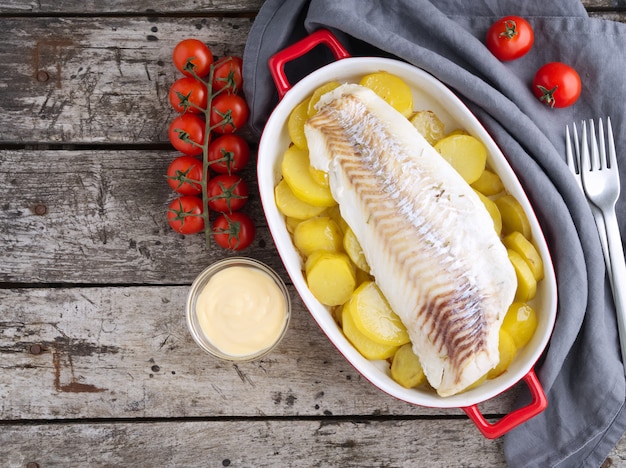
[268,29,351,99]
[462,368,547,439]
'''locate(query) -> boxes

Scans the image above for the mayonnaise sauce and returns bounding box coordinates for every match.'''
[195,265,287,357]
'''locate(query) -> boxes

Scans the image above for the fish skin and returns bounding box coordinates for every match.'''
[304,84,517,396]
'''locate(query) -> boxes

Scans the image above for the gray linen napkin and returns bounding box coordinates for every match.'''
[243,1,626,466]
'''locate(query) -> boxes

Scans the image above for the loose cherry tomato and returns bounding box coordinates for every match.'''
[207,134,250,174]
[166,155,204,195]
[167,196,205,234]
[209,94,249,134]
[168,113,206,156]
[212,212,255,250]
[207,174,249,213]
[211,56,244,94]
[169,77,208,113]
[172,39,213,77]
[486,16,534,61]
[532,62,581,108]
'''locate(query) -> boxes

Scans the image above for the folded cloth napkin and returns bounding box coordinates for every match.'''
[243,1,626,465]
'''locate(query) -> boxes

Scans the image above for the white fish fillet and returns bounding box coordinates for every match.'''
[304,84,517,397]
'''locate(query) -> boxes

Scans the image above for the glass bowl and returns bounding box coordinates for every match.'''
[186,257,291,362]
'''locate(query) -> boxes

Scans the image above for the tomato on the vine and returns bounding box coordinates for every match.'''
[166,155,204,195]
[167,196,205,234]
[169,77,208,113]
[207,174,249,213]
[168,113,206,156]
[212,212,255,250]
[172,39,213,77]
[486,16,534,61]
[212,56,244,94]
[208,134,250,174]
[532,62,582,108]
[210,94,249,134]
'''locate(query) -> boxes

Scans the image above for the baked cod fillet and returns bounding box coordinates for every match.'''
[304,84,517,397]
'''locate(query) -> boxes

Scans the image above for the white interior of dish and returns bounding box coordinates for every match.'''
[258,57,557,408]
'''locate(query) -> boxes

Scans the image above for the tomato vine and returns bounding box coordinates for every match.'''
[166,39,253,250]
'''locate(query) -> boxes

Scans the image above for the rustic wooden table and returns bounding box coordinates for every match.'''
[0,1,624,467]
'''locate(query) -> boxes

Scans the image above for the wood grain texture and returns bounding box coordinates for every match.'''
[0,17,251,145]
[0,0,264,14]
[0,419,509,467]
[0,149,278,284]
[0,0,619,14]
[0,285,517,420]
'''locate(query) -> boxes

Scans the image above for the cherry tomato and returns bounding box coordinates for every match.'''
[166,155,204,195]
[172,39,213,77]
[211,56,244,94]
[168,113,206,156]
[168,77,208,113]
[167,196,205,234]
[207,134,250,174]
[209,94,249,134]
[486,16,534,61]
[207,174,249,213]
[212,212,255,250]
[532,62,582,108]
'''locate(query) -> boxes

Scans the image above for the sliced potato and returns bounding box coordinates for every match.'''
[307,81,341,116]
[346,281,410,347]
[285,216,302,234]
[342,305,399,360]
[433,134,487,184]
[501,302,538,349]
[305,251,356,306]
[409,110,445,145]
[502,231,544,281]
[359,72,413,117]
[287,98,310,150]
[495,195,532,239]
[343,227,370,273]
[293,217,343,257]
[508,249,537,302]
[474,190,502,236]
[391,343,426,388]
[308,165,329,187]
[324,205,349,234]
[281,146,336,207]
[471,169,504,196]
[275,179,327,220]
[487,329,517,379]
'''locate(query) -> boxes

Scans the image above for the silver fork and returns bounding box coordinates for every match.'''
[578,117,626,373]
[566,123,613,286]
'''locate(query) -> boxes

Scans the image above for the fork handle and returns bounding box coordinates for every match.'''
[603,208,626,375]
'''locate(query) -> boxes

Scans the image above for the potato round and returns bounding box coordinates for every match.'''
[305,251,356,306]
[288,98,310,150]
[434,134,487,184]
[294,217,343,257]
[346,281,410,347]
[281,146,337,207]
[391,343,426,388]
[342,305,399,360]
[275,179,326,220]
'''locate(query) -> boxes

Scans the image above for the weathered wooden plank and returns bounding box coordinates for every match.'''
[0,0,620,14]
[1,10,623,146]
[0,285,520,421]
[0,17,251,145]
[0,419,510,467]
[0,149,282,284]
[0,0,264,14]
